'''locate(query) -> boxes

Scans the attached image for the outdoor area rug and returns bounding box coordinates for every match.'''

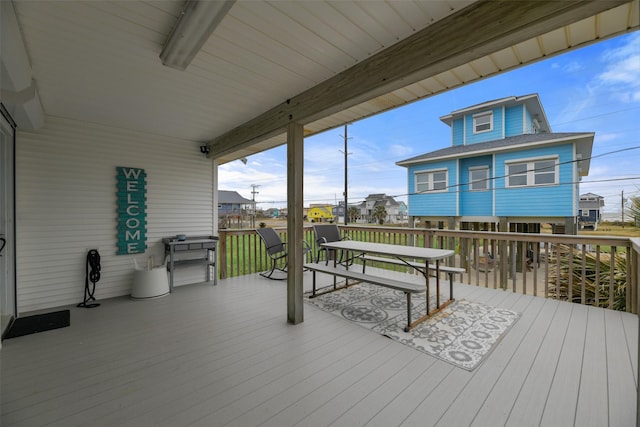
[305,283,519,371]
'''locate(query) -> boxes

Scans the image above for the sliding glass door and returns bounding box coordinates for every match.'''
[0,106,16,337]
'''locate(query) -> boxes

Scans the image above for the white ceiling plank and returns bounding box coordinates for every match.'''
[7,0,637,160]
[328,1,394,49]
[268,1,361,64]
[229,2,348,75]
[569,17,600,47]
[356,1,416,41]
[513,38,545,64]
[538,28,571,56]
[210,1,633,159]
[450,63,481,85]
[468,56,499,78]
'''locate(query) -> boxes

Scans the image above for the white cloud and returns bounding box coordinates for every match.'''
[599,56,639,85]
[388,143,414,158]
[563,61,584,73]
[596,33,640,103]
[594,132,620,143]
[556,33,640,125]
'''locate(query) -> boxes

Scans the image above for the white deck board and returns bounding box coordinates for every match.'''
[503,300,574,426]
[465,298,563,426]
[539,303,590,426]
[329,353,432,427]
[622,310,639,382]
[574,308,609,427]
[1,270,637,427]
[222,341,406,427]
[186,338,400,426]
[412,293,543,426]
[604,308,637,427]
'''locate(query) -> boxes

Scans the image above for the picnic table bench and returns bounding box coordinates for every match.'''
[304,262,425,332]
[358,254,465,298]
[309,240,459,331]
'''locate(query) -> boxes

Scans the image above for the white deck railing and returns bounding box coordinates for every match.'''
[218,225,640,313]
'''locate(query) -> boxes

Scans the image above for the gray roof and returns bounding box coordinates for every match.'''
[366,193,386,200]
[219,190,254,204]
[580,192,603,199]
[396,132,594,175]
[580,193,605,208]
[439,94,551,133]
[365,193,400,206]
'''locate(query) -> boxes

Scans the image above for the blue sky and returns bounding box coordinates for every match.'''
[219,31,640,218]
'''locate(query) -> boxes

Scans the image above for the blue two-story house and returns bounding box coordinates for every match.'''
[396,94,594,234]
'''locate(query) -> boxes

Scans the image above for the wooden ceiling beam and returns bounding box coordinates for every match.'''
[207,0,629,159]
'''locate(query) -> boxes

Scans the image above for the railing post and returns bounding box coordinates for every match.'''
[460,222,469,271]
[498,218,508,290]
[497,240,509,290]
[218,230,228,279]
[628,246,636,313]
[447,217,456,256]
[425,229,434,249]
[634,239,640,427]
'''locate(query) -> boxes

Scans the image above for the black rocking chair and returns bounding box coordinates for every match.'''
[312,224,350,265]
[256,227,310,280]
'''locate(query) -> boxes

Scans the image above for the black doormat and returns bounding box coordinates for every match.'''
[3,310,70,339]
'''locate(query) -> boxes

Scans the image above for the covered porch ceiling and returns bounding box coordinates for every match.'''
[4,1,639,164]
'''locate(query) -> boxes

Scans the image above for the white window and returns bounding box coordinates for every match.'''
[506,158,558,188]
[415,170,447,193]
[473,111,493,133]
[469,167,489,191]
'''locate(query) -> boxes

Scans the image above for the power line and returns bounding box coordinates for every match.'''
[553,105,640,127]
[230,143,640,199]
[301,135,640,182]
[407,145,640,196]
[226,142,640,207]
[254,176,640,207]
[352,176,640,205]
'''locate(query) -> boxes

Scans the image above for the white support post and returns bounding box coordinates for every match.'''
[287,122,304,324]
[212,158,219,237]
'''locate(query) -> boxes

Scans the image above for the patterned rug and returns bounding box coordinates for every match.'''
[305,282,519,371]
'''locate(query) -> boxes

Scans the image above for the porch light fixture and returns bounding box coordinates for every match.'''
[160,0,235,71]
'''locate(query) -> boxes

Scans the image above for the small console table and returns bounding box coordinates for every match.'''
[163,235,218,292]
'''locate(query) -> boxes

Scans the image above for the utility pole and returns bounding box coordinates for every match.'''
[339,124,352,225]
[621,190,625,227]
[251,184,260,201]
[251,184,260,228]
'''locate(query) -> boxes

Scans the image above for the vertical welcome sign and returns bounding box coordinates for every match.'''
[116,167,147,255]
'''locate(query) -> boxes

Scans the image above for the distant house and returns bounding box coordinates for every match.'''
[397,94,594,234]
[264,208,281,218]
[357,194,407,224]
[218,190,256,229]
[332,201,346,222]
[307,205,334,222]
[579,193,605,230]
[218,190,254,216]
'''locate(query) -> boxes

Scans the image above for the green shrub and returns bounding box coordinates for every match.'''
[547,244,627,310]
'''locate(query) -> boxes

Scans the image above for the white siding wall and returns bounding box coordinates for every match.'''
[16,116,213,313]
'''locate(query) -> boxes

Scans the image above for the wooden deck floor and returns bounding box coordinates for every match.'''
[1,270,637,426]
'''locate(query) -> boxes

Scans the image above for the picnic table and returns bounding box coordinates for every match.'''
[305,240,457,331]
